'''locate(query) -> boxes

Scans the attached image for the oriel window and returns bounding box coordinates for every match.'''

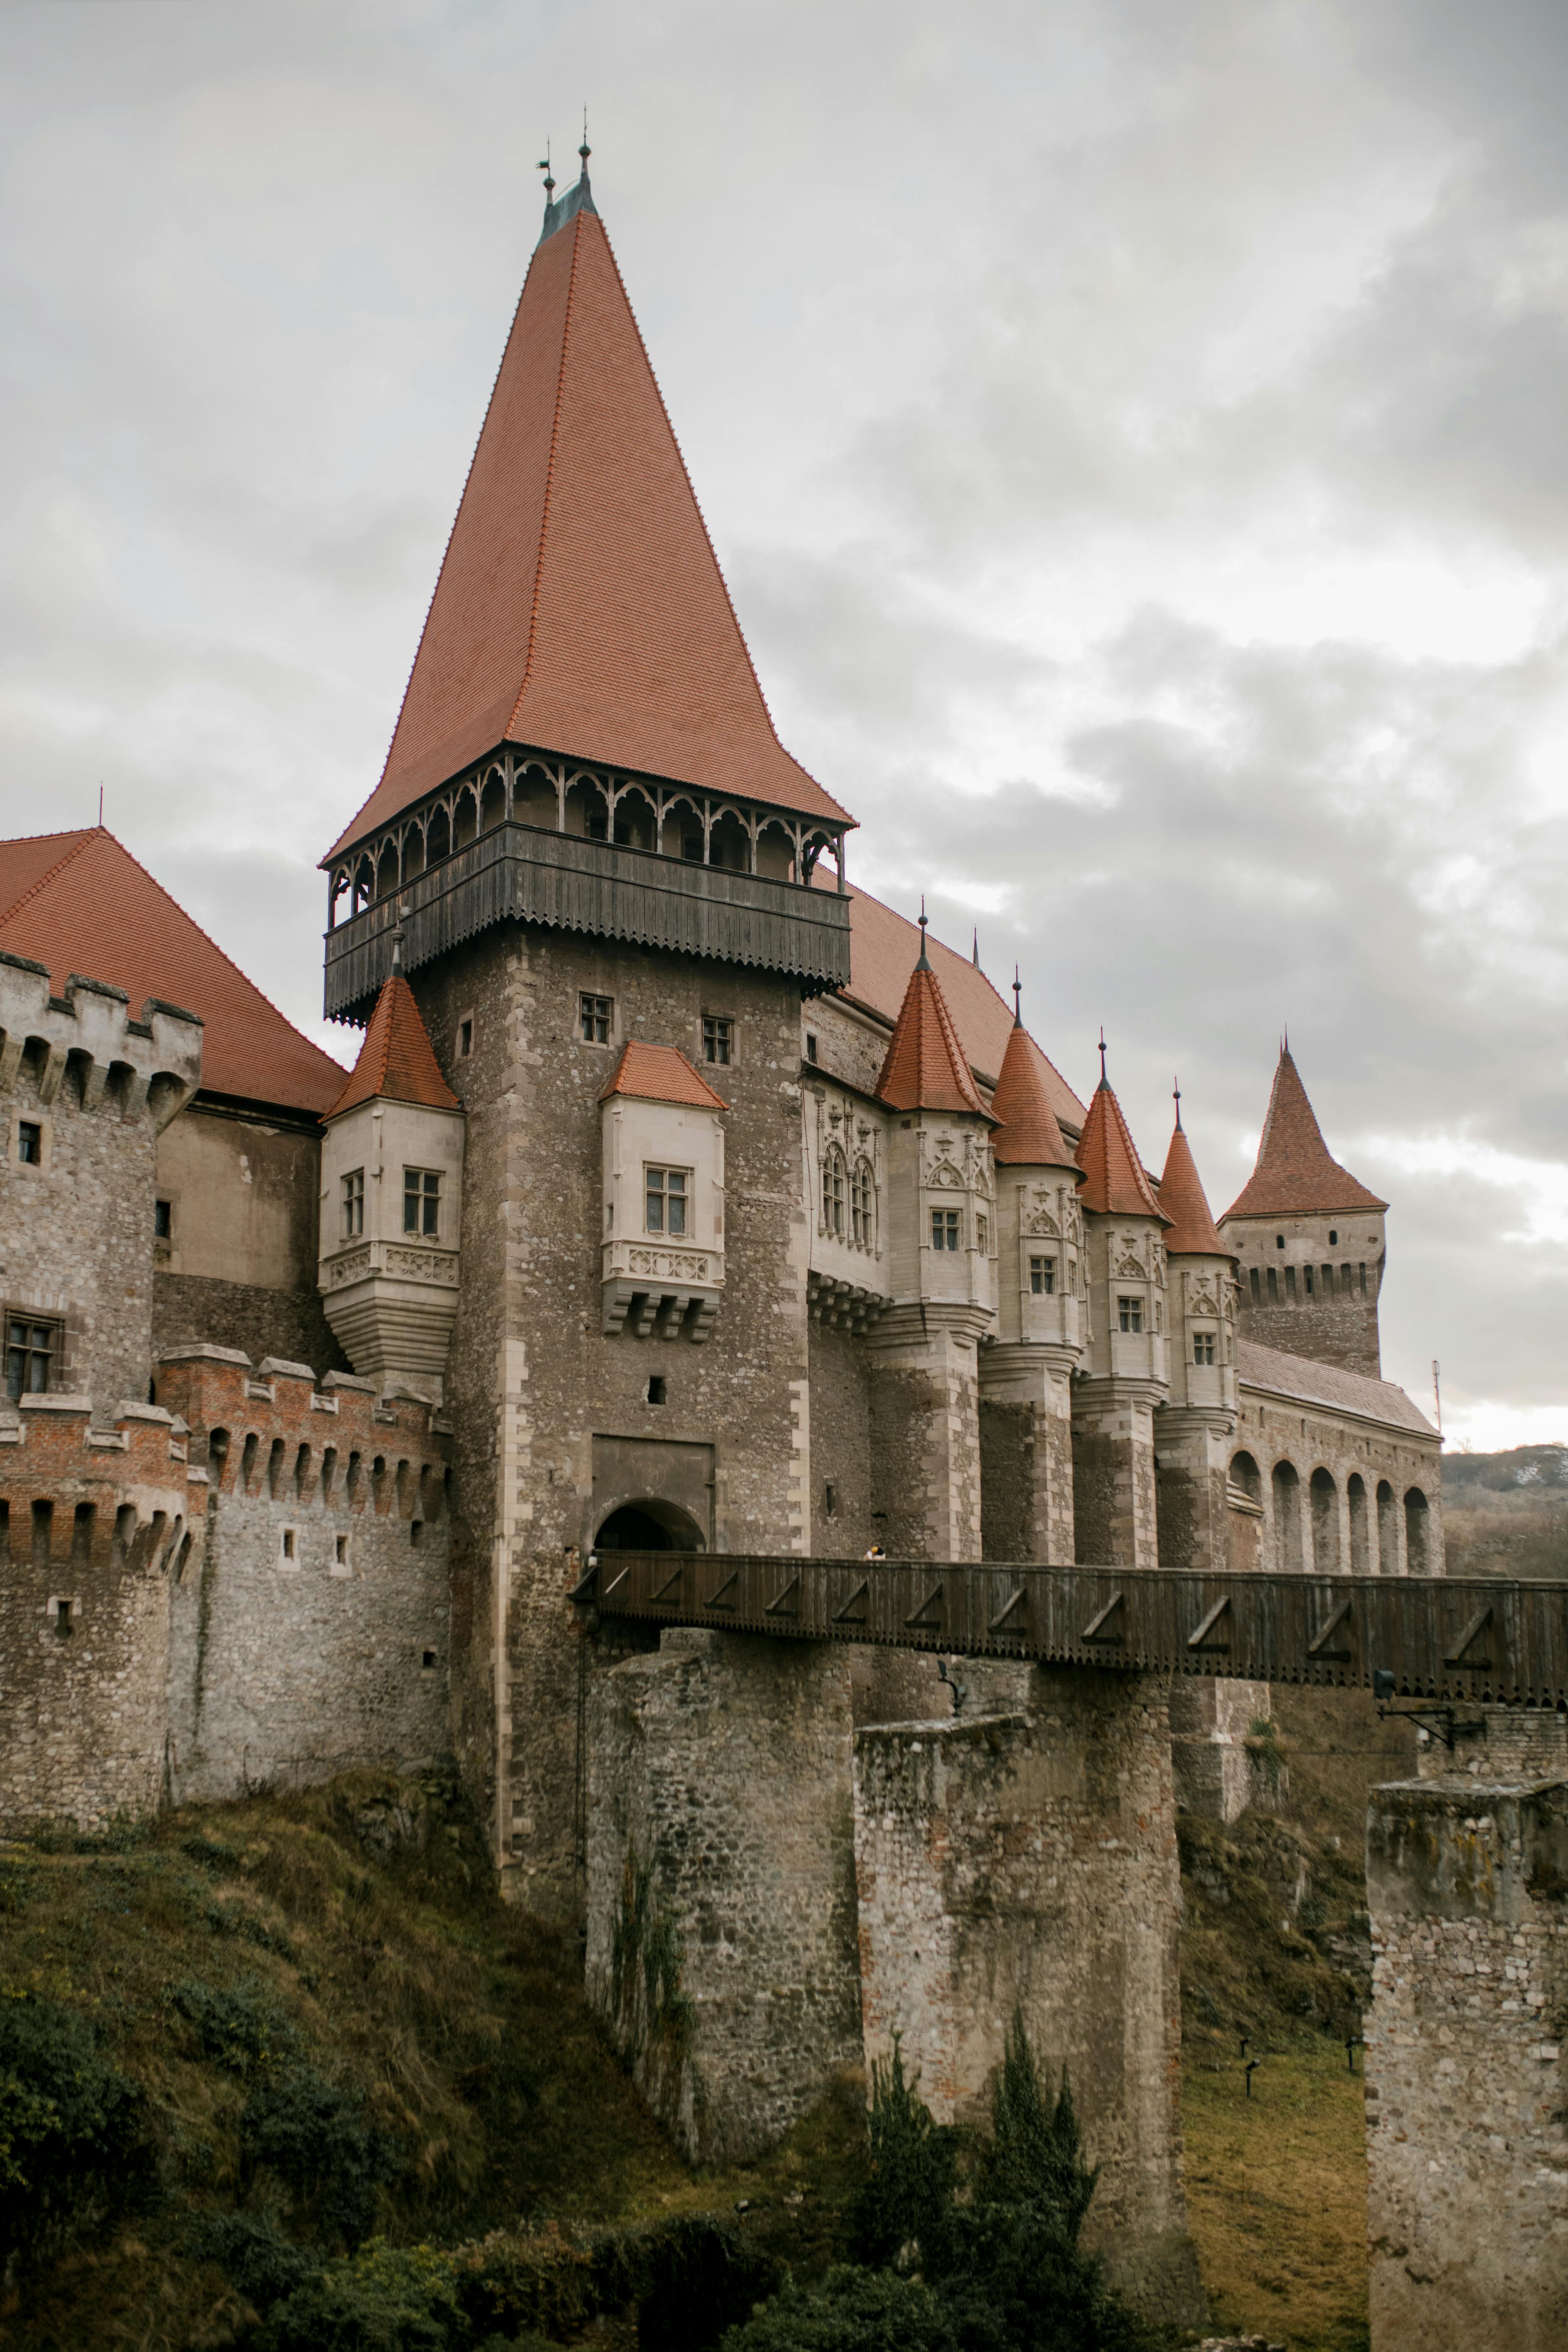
[931,1209,960,1252]
[1118,1296,1143,1332]
[1030,1255,1055,1294]
[579,993,612,1044]
[6,1316,56,1401]
[702,1015,732,1066]
[646,1167,688,1237]
[1193,1330,1216,1365]
[403,1168,441,1238]
[341,1169,365,1240]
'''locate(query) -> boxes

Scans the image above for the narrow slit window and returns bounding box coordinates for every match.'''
[341,1168,365,1240]
[403,1168,441,1238]
[976,1214,989,1253]
[1029,1255,1055,1294]
[154,1199,172,1240]
[457,1018,473,1058]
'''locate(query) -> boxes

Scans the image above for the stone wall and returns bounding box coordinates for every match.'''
[851,1666,1205,2326]
[154,1271,348,1386]
[0,1393,202,1830]
[1365,1712,1568,2352]
[156,1348,451,1802]
[1072,1382,1160,1567]
[866,1305,984,1561]
[585,1627,862,2163]
[807,1319,875,1558]
[1232,1384,1442,1578]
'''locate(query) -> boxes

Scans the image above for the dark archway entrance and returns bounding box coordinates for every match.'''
[592,1499,705,1552]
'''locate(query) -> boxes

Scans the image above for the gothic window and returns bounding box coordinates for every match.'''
[822,1147,846,1238]
[1154,1300,1163,1332]
[403,1168,441,1238]
[1118,1296,1142,1332]
[341,1169,364,1241]
[580,993,612,1044]
[6,1315,58,1400]
[646,1167,688,1236]
[931,1209,960,1252]
[851,1158,874,1247]
[1193,1330,1216,1365]
[702,1015,732,1066]
[1030,1255,1055,1294]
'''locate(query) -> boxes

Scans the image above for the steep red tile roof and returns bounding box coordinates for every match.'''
[1223,1047,1387,1220]
[327,184,848,863]
[0,826,346,1115]
[1075,1078,1169,1221]
[991,1015,1075,1167]
[1157,1113,1230,1255]
[598,1039,728,1111]
[819,878,1086,1130]
[327,972,459,1118]
[874,935,992,1118]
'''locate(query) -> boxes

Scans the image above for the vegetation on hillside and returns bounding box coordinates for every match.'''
[1443,1442,1568,1577]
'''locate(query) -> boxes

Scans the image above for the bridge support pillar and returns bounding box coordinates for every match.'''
[1365,1708,1568,2352]
[1168,1678,1280,1822]
[851,1667,1206,2329]
[585,1628,862,2164]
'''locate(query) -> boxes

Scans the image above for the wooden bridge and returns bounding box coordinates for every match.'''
[573,1552,1568,1708]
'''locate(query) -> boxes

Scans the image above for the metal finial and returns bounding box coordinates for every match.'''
[972,926,979,968]
[1098,1027,1107,1086]
[916,898,930,971]
[579,107,590,168]
[1012,965,1022,1026]
[1173,1075,1183,1131]
[538,142,555,203]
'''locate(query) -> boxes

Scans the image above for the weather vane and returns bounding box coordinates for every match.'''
[537,141,555,203]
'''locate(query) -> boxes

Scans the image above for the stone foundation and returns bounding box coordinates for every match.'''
[1169,1678,1281,1822]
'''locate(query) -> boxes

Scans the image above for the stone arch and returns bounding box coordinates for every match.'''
[565,773,610,840]
[1376,1478,1398,1572]
[479,766,506,833]
[514,760,558,829]
[1404,1486,1430,1576]
[1348,1472,1370,1575]
[452,784,478,850]
[708,807,750,872]
[612,783,657,850]
[1310,1466,1339,1574]
[659,794,705,860]
[1229,1450,1262,1508]
[754,818,795,882]
[1272,1459,1302,1573]
[425,803,452,865]
[592,1499,705,1552]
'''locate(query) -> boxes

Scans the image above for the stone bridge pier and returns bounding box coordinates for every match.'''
[1365,1705,1568,2352]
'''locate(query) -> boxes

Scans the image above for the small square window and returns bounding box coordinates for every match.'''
[421,1649,437,1671]
[1193,1331,1216,1365]
[1118,1296,1143,1333]
[341,1169,365,1241]
[458,1017,473,1058]
[580,993,612,1044]
[17,1121,42,1165]
[931,1209,960,1252]
[702,1015,732,1066]
[646,1167,688,1236]
[403,1167,441,1238]
[647,1375,667,1405]
[1029,1256,1055,1295]
[154,1199,172,1240]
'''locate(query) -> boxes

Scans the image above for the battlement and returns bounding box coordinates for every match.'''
[0,948,203,1130]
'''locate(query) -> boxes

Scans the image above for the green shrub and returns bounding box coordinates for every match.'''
[933,2203,1145,2352]
[192,2209,314,2314]
[241,2062,395,2250]
[0,1989,151,2276]
[167,1974,297,2078]
[981,2012,1099,2245]
[719,2263,957,2352]
[257,2239,464,2352]
[847,2035,957,2268]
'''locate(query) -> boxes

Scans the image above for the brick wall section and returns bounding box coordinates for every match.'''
[0,1396,202,1829]
[1365,1723,1568,2351]
[851,1667,1205,2328]
[155,1348,451,1801]
[584,1628,863,2163]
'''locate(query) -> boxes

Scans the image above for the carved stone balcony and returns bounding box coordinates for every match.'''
[601,1237,722,1343]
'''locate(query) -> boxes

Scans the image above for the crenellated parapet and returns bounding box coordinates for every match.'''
[0,949,202,1132]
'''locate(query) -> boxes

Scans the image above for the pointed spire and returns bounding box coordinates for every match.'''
[874,943,991,1118]
[991,998,1076,1167]
[1158,1104,1229,1256]
[327,973,460,1120]
[1223,1045,1387,1220]
[1075,1051,1167,1220]
[328,186,849,862]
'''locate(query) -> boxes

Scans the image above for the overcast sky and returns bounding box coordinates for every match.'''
[2,0,1566,1448]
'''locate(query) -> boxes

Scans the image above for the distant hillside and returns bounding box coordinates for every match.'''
[1442,1443,1568,1578]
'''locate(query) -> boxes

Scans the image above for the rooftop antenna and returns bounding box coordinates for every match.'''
[537,141,555,205]
[916,898,930,971]
[1173,1075,1183,1131]
[1012,965,1022,1027]
[1098,1026,1107,1086]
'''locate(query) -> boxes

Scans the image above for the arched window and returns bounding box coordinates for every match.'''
[1310,1467,1339,1574]
[822,1146,846,1238]
[425,804,451,865]
[1228,1450,1262,1509]
[376,840,400,901]
[1348,1473,1370,1575]
[851,1158,875,1249]
[1376,1479,1397,1572]
[479,767,506,833]
[1272,1459,1302,1573]
[452,787,478,850]
[1404,1487,1430,1576]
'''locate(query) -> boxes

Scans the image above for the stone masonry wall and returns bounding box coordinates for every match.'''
[154,1272,348,1389]
[156,1348,451,1801]
[866,1307,984,1561]
[585,1628,863,2163]
[808,1318,874,1558]
[851,1667,1205,2326]
[0,1394,203,1829]
[1365,1717,1568,2352]
[1072,1387,1159,1568]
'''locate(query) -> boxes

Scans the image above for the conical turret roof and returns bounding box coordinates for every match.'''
[1075,1073,1168,1220]
[874,934,991,1118]
[327,971,459,1119]
[327,173,849,862]
[1223,1047,1386,1219]
[991,1013,1076,1167]
[1158,1108,1229,1255]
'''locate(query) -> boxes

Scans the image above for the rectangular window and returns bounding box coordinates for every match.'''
[1285,1265,1297,1301]
[341,1168,365,1240]
[5,1316,56,1401]
[1250,1266,1261,1304]
[1029,1256,1055,1294]
[16,1122,41,1165]
[154,1199,172,1240]
[1118,1296,1143,1332]
[976,1215,989,1253]
[403,1167,440,1238]
[931,1209,960,1252]
[702,1015,732,1066]
[457,1017,473,1058]
[646,1167,688,1236]
[579,993,612,1044]
[1267,1266,1278,1303]
[1305,1264,1314,1296]
[1193,1331,1216,1365]
[805,1033,818,1064]
[1359,1262,1367,1293]
[1067,1258,1077,1294]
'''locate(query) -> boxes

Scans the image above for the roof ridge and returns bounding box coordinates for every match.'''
[0,826,98,928]
[514,208,587,718]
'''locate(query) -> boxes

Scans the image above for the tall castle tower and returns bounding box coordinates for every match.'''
[1220,1045,1387,1377]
